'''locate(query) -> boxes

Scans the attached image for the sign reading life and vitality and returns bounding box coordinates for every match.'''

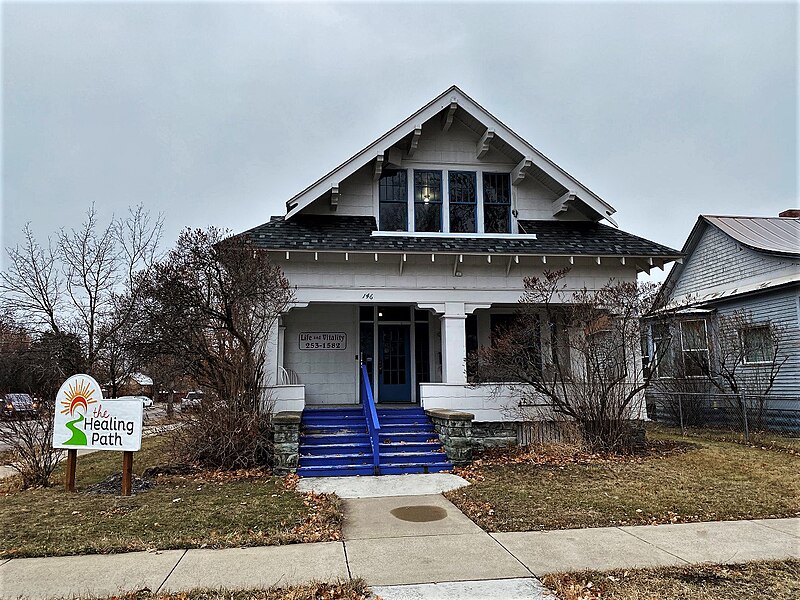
[299,332,347,350]
[53,374,143,451]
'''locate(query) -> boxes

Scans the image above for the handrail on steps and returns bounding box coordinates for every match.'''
[360,363,381,475]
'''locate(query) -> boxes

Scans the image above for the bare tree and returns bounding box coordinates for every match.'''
[1,205,162,378]
[141,228,294,468]
[469,269,669,453]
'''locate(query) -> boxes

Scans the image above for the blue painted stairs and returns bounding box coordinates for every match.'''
[297,406,453,477]
[377,407,453,475]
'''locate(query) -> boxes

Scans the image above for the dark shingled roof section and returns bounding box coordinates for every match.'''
[243,215,681,257]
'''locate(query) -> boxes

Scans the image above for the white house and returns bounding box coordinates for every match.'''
[244,86,681,475]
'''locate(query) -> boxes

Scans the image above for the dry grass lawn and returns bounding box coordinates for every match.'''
[49,580,370,600]
[446,427,800,531]
[544,560,800,600]
[0,436,342,558]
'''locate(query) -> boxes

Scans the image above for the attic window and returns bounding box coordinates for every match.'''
[483,172,511,233]
[448,171,477,233]
[379,170,408,231]
[414,170,443,232]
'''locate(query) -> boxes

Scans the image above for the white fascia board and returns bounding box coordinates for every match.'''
[285,85,617,221]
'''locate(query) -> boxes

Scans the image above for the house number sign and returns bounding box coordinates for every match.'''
[299,332,347,350]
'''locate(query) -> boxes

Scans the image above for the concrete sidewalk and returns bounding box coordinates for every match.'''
[1,495,798,599]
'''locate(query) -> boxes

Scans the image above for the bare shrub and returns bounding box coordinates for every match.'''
[170,401,274,469]
[469,269,667,453]
[141,228,294,469]
[0,399,62,487]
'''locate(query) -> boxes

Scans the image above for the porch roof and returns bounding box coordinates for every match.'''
[243,215,681,258]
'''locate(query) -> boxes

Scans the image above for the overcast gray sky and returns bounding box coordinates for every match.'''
[2,2,797,278]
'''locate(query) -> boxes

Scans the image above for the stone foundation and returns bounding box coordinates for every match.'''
[471,421,517,450]
[425,408,474,466]
[272,411,301,475]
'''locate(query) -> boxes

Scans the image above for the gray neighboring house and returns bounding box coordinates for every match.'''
[647,210,799,426]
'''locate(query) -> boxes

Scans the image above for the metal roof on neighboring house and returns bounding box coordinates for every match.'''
[243,215,681,258]
[704,215,800,256]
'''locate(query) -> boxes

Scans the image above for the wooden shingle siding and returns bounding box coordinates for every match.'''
[714,287,800,398]
[671,225,798,298]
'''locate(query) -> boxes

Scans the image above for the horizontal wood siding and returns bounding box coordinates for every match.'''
[672,225,799,298]
[714,286,800,398]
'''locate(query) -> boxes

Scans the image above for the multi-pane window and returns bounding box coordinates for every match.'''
[379,170,408,231]
[652,322,675,378]
[483,173,511,233]
[448,171,477,233]
[680,320,709,377]
[740,326,774,364]
[413,170,442,232]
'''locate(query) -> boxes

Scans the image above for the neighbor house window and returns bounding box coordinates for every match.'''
[448,171,477,233]
[414,170,442,232]
[652,322,676,378]
[680,319,709,377]
[379,170,408,231]
[483,172,511,233]
[740,325,774,364]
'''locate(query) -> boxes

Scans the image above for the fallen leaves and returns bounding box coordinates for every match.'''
[454,439,695,484]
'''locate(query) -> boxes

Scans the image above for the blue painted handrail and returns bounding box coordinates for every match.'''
[360,363,381,475]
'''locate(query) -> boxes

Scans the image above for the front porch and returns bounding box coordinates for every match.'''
[264,301,526,420]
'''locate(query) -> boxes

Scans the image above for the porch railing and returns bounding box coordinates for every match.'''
[360,363,381,475]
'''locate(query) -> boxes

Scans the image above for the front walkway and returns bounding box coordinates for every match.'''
[1,494,798,599]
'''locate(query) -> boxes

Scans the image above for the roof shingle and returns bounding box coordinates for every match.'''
[243,216,680,257]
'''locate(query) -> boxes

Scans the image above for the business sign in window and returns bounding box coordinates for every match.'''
[299,332,347,350]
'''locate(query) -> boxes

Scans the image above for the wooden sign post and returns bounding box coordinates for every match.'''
[65,449,77,492]
[121,451,133,496]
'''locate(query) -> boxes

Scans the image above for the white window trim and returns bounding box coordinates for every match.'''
[739,325,775,366]
[679,319,710,378]
[371,231,536,240]
[376,164,514,235]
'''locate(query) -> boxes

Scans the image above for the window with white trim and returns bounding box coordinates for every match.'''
[483,172,511,233]
[448,171,477,233]
[378,170,408,231]
[740,325,774,364]
[413,170,442,232]
[680,319,709,377]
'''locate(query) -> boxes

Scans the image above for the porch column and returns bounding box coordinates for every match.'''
[263,318,280,387]
[441,302,467,385]
[277,319,286,376]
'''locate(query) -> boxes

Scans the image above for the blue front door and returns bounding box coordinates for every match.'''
[378,324,411,402]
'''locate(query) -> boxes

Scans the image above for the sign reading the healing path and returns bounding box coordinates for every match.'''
[53,374,143,452]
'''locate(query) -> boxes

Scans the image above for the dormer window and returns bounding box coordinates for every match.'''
[379,170,408,231]
[483,172,511,234]
[448,171,478,233]
[414,170,442,232]
[377,167,513,234]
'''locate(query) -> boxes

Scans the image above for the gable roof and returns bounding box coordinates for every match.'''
[284,85,617,224]
[661,214,800,303]
[244,215,680,260]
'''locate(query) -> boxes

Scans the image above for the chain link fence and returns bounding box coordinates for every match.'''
[646,391,800,442]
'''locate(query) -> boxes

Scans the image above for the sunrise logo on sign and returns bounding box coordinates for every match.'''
[53,374,143,452]
[59,378,98,446]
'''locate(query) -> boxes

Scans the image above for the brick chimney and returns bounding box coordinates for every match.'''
[779,209,800,217]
